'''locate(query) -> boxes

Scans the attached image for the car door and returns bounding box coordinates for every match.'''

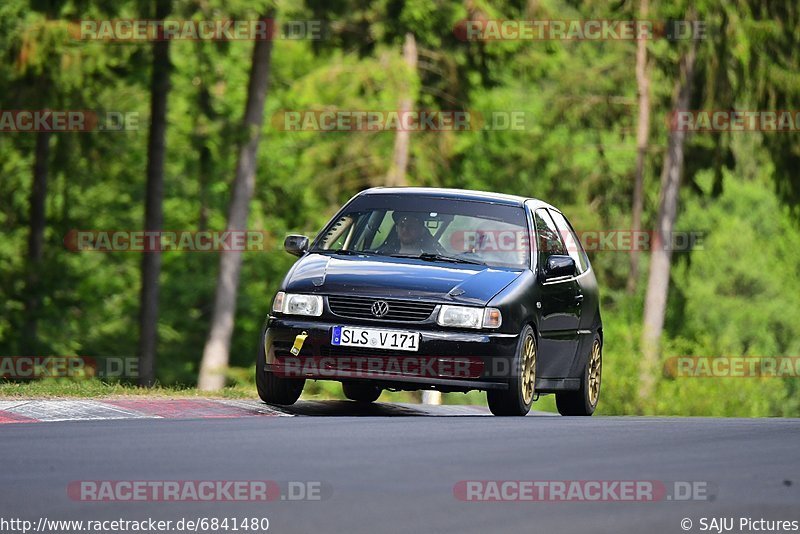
[532,208,581,379]
[548,208,598,331]
[548,208,600,376]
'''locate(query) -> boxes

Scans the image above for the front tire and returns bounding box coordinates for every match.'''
[487,325,536,416]
[342,382,382,403]
[256,331,305,405]
[556,335,602,416]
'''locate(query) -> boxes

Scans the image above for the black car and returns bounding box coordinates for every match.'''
[257,188,603,416]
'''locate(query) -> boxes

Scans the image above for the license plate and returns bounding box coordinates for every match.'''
[331,326,420,352]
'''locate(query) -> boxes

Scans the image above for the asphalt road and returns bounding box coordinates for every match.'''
[1,401,798,534]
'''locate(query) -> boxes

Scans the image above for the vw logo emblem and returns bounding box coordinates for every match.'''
[371,300,390,318]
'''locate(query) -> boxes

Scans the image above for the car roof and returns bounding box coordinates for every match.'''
[359,187,559,211]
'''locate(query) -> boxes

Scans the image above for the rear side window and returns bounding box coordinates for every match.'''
[548,209,589,273]
[533,209,567,270]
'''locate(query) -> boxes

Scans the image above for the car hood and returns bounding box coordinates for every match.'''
[283,253,523,306]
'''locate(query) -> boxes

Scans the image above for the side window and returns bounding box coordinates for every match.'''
[548,209,589,273]
[534,209,567,270]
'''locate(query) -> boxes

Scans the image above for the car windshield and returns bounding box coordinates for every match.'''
[311,195,530,269]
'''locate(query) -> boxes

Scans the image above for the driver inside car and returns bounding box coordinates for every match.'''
[378,212,446,255]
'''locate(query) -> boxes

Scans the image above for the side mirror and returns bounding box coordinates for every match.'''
[284,235,309,257]
[544,255,576,279]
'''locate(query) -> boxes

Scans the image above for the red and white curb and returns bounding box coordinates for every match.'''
[0,399,290,424]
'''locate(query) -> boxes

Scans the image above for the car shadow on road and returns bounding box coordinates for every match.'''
[265,400,557,417]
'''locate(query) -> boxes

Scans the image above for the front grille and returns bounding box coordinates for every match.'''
[327,295,437,323]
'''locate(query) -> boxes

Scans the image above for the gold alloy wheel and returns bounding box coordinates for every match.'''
[588,339,602,406]
[521,334,536,404]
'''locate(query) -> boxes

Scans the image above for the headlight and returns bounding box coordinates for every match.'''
[436,305,502,329]
[272,292,323,317]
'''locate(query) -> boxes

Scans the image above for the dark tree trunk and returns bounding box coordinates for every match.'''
[386,33,417,187]
[22,129,51,353]
[198,22,274,390]
[627,0,651,294]
[638,37,698,407]
[195,44,215,232]
[137,0,172,386]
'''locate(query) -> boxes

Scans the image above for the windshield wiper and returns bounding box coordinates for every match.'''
[319,249,378,256]
[391,253,486,266]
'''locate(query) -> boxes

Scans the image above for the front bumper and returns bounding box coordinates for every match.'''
[263,316,519,391]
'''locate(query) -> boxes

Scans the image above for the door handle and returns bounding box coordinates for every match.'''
[574,293,584,303]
